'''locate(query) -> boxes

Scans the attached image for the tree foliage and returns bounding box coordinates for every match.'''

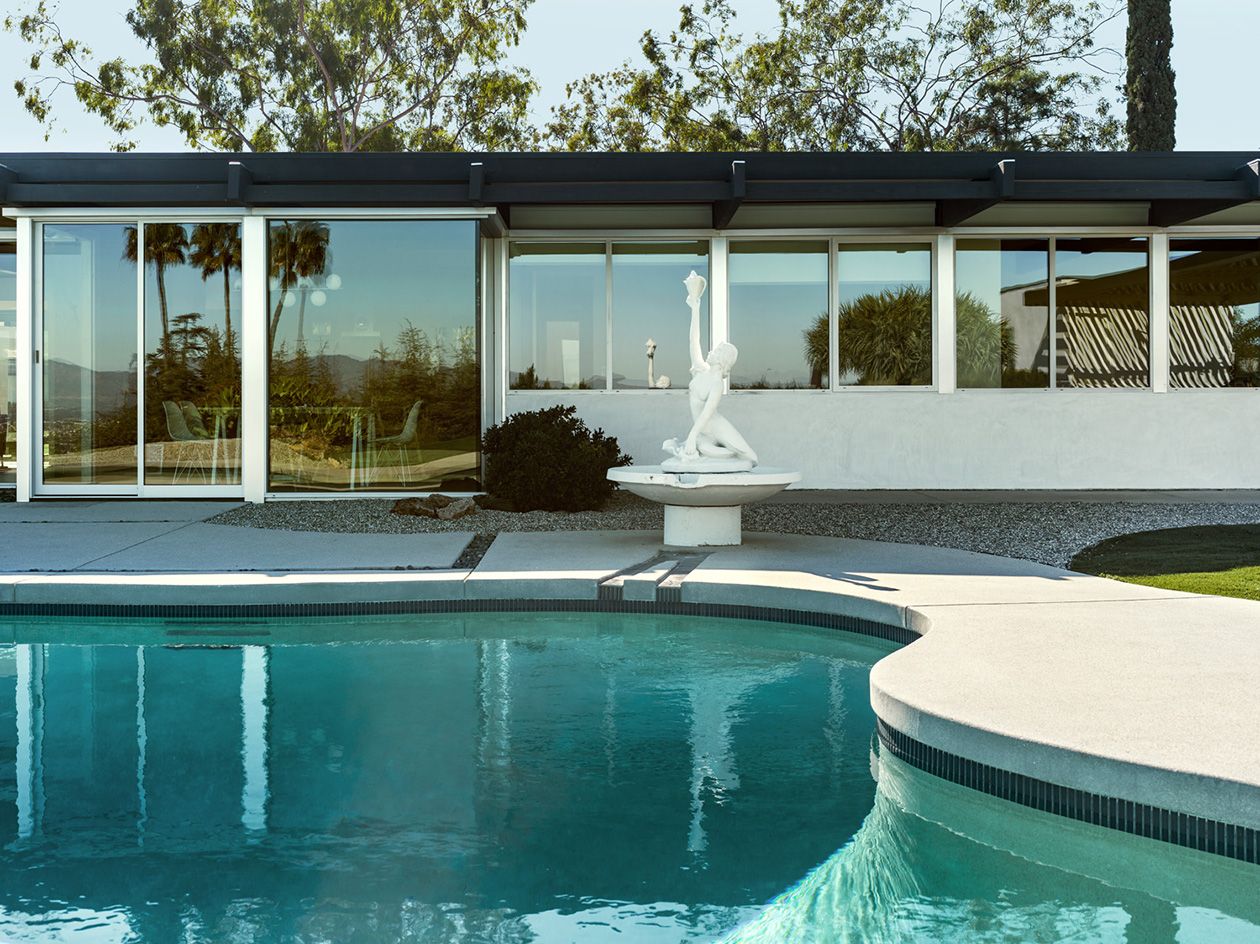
[1125,0,1175,150]
[548,0,1123,152]
[5,0,538,151]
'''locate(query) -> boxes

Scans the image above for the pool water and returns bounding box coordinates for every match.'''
[0,613,1256,943]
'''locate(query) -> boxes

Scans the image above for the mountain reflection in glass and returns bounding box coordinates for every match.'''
[140,222,243,485]
[267,220,480,492]
[40,224,138,485]
[1169,237,1260,388]
[728,240,829,389]
[0,237,15,483]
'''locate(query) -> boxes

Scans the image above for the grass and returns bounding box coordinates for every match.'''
[1070,524,1260,601]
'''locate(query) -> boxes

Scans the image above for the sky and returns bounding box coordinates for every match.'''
[0,0,1255,151]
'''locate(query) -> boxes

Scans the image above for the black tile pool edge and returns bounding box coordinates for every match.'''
[876,717,1260,866]
[0,597,922,644]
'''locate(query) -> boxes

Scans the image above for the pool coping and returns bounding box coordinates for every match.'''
[0,528,1257,867]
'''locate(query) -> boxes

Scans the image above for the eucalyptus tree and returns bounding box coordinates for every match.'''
[5,0,538,151]
[548,0,1124,152]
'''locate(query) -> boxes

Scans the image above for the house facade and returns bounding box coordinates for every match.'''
[1,151,1259,501]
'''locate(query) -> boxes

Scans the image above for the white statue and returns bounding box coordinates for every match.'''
[662,270,758,470]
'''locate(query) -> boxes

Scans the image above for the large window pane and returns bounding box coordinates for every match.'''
[836,243,932,386]
[1169,238,1260,388]
[1054,238,1149,388]
[41,224,138,486]
[508,243,605,390]
[611,242,708,390]
[268,220,480,492]
[0,237,14,484]
[142,222,242,485]
[955,239,1051,388]
[728,240,829,389]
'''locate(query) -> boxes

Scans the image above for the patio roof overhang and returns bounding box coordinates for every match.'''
[1,151,1258,230]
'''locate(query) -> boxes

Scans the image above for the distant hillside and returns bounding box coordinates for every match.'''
[42,359,134,419]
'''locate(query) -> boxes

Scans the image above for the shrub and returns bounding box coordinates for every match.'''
[482,405,631,512]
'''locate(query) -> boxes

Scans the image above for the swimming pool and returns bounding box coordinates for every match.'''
[0,613,1256,943]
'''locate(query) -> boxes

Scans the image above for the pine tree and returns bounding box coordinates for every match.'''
[1126,0,1177,150]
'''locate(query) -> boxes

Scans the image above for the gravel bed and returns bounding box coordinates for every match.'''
[210,494,1260,569]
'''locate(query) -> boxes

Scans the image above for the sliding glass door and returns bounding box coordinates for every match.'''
[35,221,243,495]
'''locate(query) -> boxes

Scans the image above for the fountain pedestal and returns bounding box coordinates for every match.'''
[607,465,801,546]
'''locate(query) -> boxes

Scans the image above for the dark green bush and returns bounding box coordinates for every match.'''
[482,405,631,512]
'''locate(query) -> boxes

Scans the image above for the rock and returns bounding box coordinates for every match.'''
[436,497,479,520]
[391,494,460,518]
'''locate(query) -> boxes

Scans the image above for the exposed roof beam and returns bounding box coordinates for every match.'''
[0,164,16,206]
[1148,159,1260,227]
[712,160,746,228]
[227,160,252,206]
[469,161,485,207]
[935,159,1014,227]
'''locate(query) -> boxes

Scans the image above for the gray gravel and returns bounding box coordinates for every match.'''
[209,494,1260,569]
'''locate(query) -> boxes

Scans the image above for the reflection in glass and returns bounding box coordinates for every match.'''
[728,240,829,389]
[0,237,15,484]
[140,222,242,485]
[836,243,933,386]
[955,239,1051,388]
[41,224,138,485]
[611,242,709,389]
[508,243,605,389]
[1053,238,1150,388]
[1169,238,1260,388]
[267,220,480,492]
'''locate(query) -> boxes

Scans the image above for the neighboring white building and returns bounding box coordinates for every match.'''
[2,151,1260,499]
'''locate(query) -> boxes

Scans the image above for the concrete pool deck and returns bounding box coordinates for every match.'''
[1,502,1258,859]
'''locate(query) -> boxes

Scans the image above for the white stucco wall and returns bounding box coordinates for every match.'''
[506,389,1260,489]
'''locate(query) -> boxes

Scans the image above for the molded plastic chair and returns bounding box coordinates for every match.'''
[368,400,423,485]
[179,401,211,439]
[162,400,208,483]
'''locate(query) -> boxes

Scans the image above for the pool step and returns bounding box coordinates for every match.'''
[597,551,711,603]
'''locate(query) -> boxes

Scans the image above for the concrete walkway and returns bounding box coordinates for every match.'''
[1,503,1258,854]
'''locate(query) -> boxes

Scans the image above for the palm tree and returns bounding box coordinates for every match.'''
[268,221,330,353]
[125,223,189,349]
[189,223,242,359]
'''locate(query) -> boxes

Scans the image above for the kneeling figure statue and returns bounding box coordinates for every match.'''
[662,271,758,471]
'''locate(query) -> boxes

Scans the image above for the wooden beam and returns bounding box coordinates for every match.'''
[1148,158,1260,226]
[227,160,252,205]
[712,159,746,228]
[935,159,1014,227]
[469,162,485,206]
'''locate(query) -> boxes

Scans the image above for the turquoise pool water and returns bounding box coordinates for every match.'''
[0,613,1255,943]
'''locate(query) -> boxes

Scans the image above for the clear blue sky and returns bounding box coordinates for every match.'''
[0,0,1254,151]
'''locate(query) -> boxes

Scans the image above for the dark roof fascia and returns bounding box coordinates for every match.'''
[2,152,1259,228]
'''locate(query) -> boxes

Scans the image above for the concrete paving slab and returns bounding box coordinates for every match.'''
[0,500,241,522]
[78,522,473,571]
[872,595,1260,831]
[0,521,190,571]
[466,531,663,599]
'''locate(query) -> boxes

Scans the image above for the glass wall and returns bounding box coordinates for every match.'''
[1169,237,1260,388]
[508,241,709,392]
[0,235,15,484]
[728,240,829,389]
[610,242,708,390]
[141,222,242,485]
[268,219,480,492]
[835,242,933,386]
[1053,238,1149,388]
[41,224,138,486]
[508,243,605,389]
[955,239,1051,388]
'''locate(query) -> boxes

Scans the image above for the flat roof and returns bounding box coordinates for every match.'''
[1,151,1258,228]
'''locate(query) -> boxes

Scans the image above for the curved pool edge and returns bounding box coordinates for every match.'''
[0,527,1256,866]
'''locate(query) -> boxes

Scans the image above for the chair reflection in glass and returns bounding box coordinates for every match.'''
[161,400,210,483]
[368,400,423,486]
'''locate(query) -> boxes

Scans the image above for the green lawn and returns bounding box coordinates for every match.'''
[1070,524,1260,601]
